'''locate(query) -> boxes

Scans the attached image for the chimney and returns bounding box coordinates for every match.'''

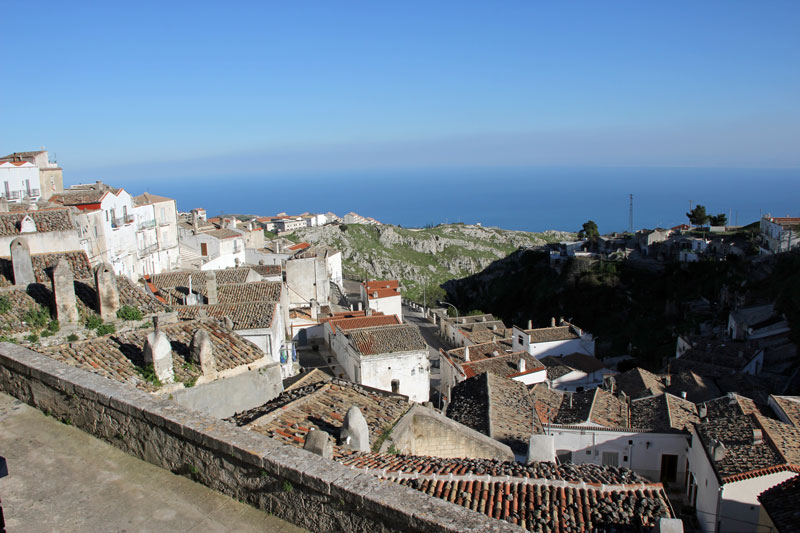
[275,241,282,253]
[711,440,726,462]
[464,345,470,362]
[569,394,573,409]
[752,429,763,445]
[144,323,174,384]
[491,324,497,331]
[204,271,218,305]
[698,404,708,419]
[550,317,556,327]
[340,406,369,452]
[0,197,8,212]
[559,317,565,325]
[681,391,687,400]
[52,258,80,325]
[192,212,199,234]
[518,358,526,373]
[365,306,372,317]
[527,319,533,329]
[190,329,216,375]
[310,298,318,320]
[664,374,671,387]
[95,263,120,321]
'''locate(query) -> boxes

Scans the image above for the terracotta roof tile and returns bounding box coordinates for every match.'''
[758,473,800,531]
[177,302,277,329]
[346,324,426,355]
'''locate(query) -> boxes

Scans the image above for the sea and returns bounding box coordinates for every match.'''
[109,166,799,234]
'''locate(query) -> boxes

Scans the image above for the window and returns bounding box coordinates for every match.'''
[586,449,591,455]
[628,440,633,445]
[601,451,619,467]
[391,380,400,394]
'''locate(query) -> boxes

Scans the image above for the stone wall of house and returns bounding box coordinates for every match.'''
[387,405,515,461]
[170,362,283,419]
[0,343,520,533]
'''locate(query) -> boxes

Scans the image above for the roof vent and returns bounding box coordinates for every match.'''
[753,429,763,445]
[711,440,727,462]
[518,358,526,373]
[492,350,499,357]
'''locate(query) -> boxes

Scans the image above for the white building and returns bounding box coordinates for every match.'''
[0,150,63,200]
[330,324,429,402]
[360,280,402,320]
[531,385,698,484]
[759,216,800,253]
[687,394,800,533]
[511,320,595,358]
[0,206,82,256]
[0,161,41,202]
[178,222,246,271]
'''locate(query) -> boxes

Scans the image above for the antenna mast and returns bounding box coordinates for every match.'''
[628,194,633,233]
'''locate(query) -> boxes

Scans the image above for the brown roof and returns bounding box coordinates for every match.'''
[559,353,608,374]
[461,351,544,380]
[177,302,277,329]
[330,314,400,332]
[665,370,721,403]
[49,189,112,206]
[0,208,76,236]
[133,192,174,205]
[204,228,241,240]
[443,339,516,366]
[228,379,410,448]
[614,367,665,399]
[42,320,264,391]
[771,396,800,427]
[148,267,257,295]
[217,281,281,304]
[524,326,578,343]
[530,383,564,428]
[0,251,93,286]
[346,324,426,355]
[758,475,800,532]
[249,264,281,277]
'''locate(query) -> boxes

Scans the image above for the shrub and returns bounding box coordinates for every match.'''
[116,305,143,321]
[136,364,162,387]
[66,333,79,342]
[84,315,103,330]
[96,323,115,336]
[0,335,17,344]
[47,320,60,333]
[0,295,11,314]
[23,307,50,329]
[26,333,39,343]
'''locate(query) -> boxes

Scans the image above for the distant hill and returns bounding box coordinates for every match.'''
[284,223,573,302]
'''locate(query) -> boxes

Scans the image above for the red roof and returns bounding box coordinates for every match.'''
[365,280,399,291]
[0,161,31,167]
[288,242,311,251]
[367,287,400,300]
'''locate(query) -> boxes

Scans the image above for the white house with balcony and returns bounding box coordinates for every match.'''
[178,224,246,271]
[0,161,41,203]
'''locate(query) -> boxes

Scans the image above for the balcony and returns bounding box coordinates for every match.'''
[111,215,135,229]
[138,243,159,257]
[137,219,157,231]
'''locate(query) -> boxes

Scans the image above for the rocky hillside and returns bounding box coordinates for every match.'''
[284,223,573,302]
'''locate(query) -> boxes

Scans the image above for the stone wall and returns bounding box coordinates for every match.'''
[170,362,283,419]
[388,404,514,461]
[0,343,521,533]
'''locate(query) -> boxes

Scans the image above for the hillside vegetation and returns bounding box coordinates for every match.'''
[285,223,573,302]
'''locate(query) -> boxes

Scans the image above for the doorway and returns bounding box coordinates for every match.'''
[660,454,678,483]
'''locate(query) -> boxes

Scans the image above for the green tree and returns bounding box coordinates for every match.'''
[578,220,599,242]
[709,213,728,226]
[687,205,709,226]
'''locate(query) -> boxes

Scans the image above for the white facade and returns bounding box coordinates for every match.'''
[331,332,429,403]
[327,250,343,286]
[235,303,290,377]
[0,161,41,202]
[549,426,691,484]
[688,428,798,533]
[511,325,595,358]
[367,293,402,320]
[760,216,800,252]
[178,228,246,271]
[548,369,593,392]
[285,254,331,307]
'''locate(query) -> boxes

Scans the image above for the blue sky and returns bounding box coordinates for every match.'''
[3,1,799,178]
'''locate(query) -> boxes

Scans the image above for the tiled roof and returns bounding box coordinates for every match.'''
[228,379,410,448]
[673,340,760,378]
[758,475,800,532]
[346,324,426,355]
[41,320,264,392]
[589,388,629,427]
[771,395,800,427]
[614,367,665,399]
[529,384,564,428]
[665,370,720,403]
[366,287,401,300]
[148,267,256,294]
[524,326,578,343]
[543,363,578,380]
[457,321,509,345]
[283,368,331,391]
[460,352,544,380]
[133,192,174,205]
[205,228,241,240]
[558,353,608,374]
[336,451,653,484]
[443,339,516,366]
[217,281,281,304]
[49,190,109,206]
[0,208,76,236]
[697,395,787,481]
[329,315,400,333]
[551,390,595,425]
[287,242,310,251]
[447,373,534,455]
[665,393,701,432]
[757,414,800,466]
[0,251,93,286]
[364,280,398,291]
[249,264,281,277]
[177,302,277,329]
[386,476,670,531]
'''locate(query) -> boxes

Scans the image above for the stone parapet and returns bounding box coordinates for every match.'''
[0,343,521,533]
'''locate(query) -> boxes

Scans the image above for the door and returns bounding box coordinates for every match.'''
[298,328,307,346]
[601,451,619,467]
[660,454,678,483]
[200,242,208,256]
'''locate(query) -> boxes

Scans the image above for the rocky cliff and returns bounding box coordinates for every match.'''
[286,223,573,301]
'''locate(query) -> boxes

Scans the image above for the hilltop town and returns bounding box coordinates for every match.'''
[1,149,800,533]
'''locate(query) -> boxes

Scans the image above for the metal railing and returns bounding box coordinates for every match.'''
[137,219,157,231]
[138,243,159,257]
[112,215,135,228]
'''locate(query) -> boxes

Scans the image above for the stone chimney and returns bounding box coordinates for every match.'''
[365,306,372,317]
[10,237,35,287]
[550,317,556,327]
[204,270,218,305]
[681,391,687,400]
[527,319,533,329]
[190,329,216,375]
[698,404,708,419]
[223,315,234,330]
[340,406,369,452]
[310,298,318,320]
[664,374,672,387]
[95,263,120,322]
[144,317,174,383]
[19,215,36,234]
[303,428,333,459]
[464,345,470,362]
[52,258,80,325]
[518,357,526,373]
[711,440,726,461]
[192,212,199,234]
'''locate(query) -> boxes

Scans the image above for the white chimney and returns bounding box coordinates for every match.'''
[464,345,470,362]
[550,317,556,327]
[753,429,763,445]
[518,358,526,373]
[527,319,533,329]
[699,404,708,419]
[681,391,687,400]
